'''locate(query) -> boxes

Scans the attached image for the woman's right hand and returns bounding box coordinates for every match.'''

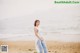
[40,37,44,41]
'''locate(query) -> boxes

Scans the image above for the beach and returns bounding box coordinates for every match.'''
[0,0,80,53]
[0,41,80,53]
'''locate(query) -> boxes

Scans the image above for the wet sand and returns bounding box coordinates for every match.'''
[0,41,80,53]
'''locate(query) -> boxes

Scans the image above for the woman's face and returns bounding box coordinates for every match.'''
[36,21,40,26]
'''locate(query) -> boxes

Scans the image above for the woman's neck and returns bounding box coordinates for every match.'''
[35,26,39,29]
[36,25,39,27]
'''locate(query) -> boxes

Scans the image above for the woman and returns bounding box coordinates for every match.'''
[34,20,48,53]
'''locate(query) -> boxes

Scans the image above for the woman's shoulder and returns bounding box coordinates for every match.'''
[34,27,38,30]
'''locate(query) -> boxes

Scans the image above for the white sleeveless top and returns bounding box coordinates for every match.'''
[34,27,44,41]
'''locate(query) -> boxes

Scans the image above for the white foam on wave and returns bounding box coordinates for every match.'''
[0,34,80,42]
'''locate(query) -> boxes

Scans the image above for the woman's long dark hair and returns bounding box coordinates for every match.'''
[34,20,40,26]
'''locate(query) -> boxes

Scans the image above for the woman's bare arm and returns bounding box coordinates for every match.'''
[34,28,43,40]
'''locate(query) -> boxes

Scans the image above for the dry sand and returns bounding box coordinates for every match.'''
[0,40,80,53]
